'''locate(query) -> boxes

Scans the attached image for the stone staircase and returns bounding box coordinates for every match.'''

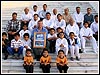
[1,1,98,32]
[1,1,99,74]
[2,42,98,74]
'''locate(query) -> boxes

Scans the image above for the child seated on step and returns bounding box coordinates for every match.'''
[56,50,69,73]
[22,33,32,60]
[67,32,80,61]
[56,32,68,56]
[40,48,51,73]
[19,24,31,40]
[80,22,98,53]
[7,33,23,59]
[2,32,10,60]
[23,49,34,73]
[47,28,58,53]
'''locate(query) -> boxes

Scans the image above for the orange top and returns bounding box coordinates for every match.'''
[40,55,51,64]
[24,56,34,64]
[56,56,68,65]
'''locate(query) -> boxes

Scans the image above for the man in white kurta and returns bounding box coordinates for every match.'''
[65,19,81,49]
[30,5,39,17]
[43,12,55,30]
[28,14,40,33]
[54,14,66,32]
[80,22,98,53]
[56,32,68,56]
[51,9,58,24]
[73,7,84,29]
[39,4,49,20]
[90,15,98,41]
[20,7,32,23]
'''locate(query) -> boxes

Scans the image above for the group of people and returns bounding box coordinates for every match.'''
[2,4,98,73]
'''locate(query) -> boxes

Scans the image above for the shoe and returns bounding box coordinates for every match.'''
[76,57,80,61]
[70,57,74,61]
[4,54,8,60]
[12,55,16,59]
[79,49,82,53]
[22,57,24,60]
[94,51,97,53]
[83,50,86,53]
[16,56,20,60]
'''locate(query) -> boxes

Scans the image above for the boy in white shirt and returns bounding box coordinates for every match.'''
[22,33,32,59]
[80,22,98,53]
[7,33,23,59]
[28,14,40,33]
[47,28,58,53]
[19,24,31,40]
[43,12,55,31]
[67,32,80,61]
[54,14,66,32]
[73,7,84,29]
[56,32,68,56]
[90,15,98,41]
[20,7,32,29]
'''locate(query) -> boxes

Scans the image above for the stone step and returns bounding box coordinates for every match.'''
[2,52,98,59]
[2,66,98,73]
[2,58,98,67]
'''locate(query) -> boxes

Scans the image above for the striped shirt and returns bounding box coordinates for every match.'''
[11,39,23,48]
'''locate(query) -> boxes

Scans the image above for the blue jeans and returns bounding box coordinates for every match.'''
[7,46,23,56]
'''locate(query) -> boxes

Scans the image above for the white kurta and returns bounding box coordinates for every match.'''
[54,19,66,31]
[68,38,80,58]
[65,22,79,38]
[56,38,68,55]
[51,14,57,24]
[73,12,84,28]
[80,27,97,52]
[90,21,98,34]
[20,13,32,21]
[22,39,31,57]
[39,10,49,18]
[28,19,40,33]
[30,10,39,16]
[43,18,55,28]
[19,30,31,40]
[48,33,57,38]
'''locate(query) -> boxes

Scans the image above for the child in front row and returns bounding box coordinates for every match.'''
[56,50,69,73]
[23,49,34,73]
[67,32,80,61]
[40,48,51,73]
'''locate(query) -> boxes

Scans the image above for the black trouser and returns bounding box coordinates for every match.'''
[40,64,51,73]
[24,65,34,73]
[33,48,43,61]
[2,46,9,59]
[93,34,98,41]
[8,34,14,42]
[57,64,69,73]
[48,40,56,53]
